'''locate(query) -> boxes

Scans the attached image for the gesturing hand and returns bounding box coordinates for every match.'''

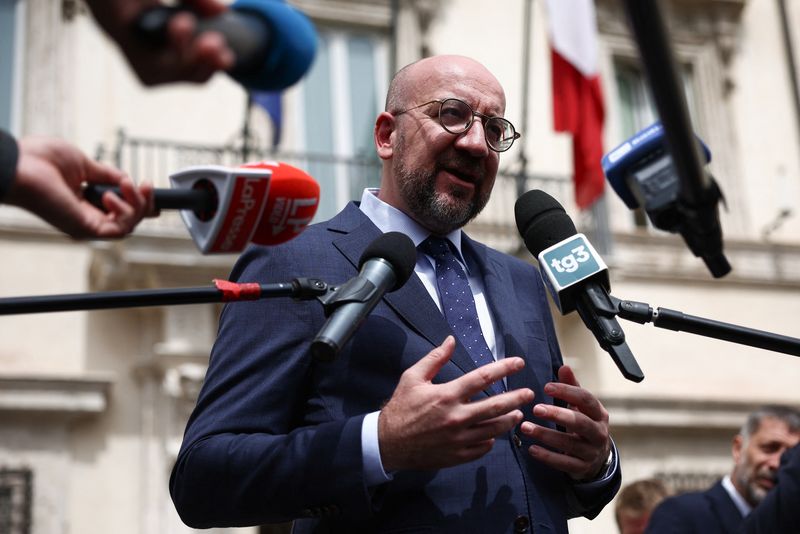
[520,365,612,481]
[378,336,534,472]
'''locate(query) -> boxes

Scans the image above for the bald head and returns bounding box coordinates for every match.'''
[385,55,506,114]
[374,54,509,234]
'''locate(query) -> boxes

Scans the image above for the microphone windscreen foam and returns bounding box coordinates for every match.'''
[239,161,320,245]
[514,190,578,257]
[359,232,417,291]
[231,0,317,91]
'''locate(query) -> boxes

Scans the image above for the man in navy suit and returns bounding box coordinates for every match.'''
[170,55,621,533]
[645,405,800,534]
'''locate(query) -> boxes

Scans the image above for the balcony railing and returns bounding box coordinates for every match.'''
[97,130,604,254]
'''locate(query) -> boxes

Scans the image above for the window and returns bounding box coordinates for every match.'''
[296,28,389,221]
[0,0,23,132]
[0,468,32,534]
[612,57,698,227]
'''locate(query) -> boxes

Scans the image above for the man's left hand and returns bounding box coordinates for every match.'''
[519,365,611,481]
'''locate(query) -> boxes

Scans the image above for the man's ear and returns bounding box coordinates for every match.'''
[374,112,395,161]
[732,434,744,464]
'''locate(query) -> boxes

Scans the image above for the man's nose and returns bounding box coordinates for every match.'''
[767,451,783,470]
[454,120,491,157]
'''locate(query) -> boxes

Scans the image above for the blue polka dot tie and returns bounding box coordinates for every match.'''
[420,236,503,394]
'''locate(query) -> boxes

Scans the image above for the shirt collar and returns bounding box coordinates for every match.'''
[359,188,466,263]
[721,475,752,517]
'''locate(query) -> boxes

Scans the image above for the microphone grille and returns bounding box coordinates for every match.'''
[359,232,417,291]
[514,190,578,257]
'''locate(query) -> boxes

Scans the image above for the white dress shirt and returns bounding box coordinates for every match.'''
[357,188,504,485]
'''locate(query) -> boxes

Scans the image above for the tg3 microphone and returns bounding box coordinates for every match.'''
[515,189,644,382]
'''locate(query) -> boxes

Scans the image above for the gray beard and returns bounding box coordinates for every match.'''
[735,468,771,506]
[395,159,490,235]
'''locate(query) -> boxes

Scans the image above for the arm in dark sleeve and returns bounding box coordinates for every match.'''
[743,444,800,534]
[567,441,622,519]
[645,494,695,534]
[169,241,374,528]
[0,130,19,203]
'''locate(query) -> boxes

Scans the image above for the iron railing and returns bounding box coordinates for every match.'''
[97,129,606,254]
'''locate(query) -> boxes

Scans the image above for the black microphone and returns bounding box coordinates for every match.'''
[515,190,644,382]
[135,0,317,91]
[311,232,416,362]
[619,1,730,278]
[602,122,730,278]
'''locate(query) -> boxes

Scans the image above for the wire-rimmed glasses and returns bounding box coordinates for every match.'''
[393,97,521,152]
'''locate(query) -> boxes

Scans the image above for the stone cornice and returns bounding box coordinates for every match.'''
[603,395,792,431]
[0,375,111,418]
[609,231,800,289]
[290,0,392,29]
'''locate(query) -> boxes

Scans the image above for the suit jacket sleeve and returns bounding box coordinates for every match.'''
[169,241,373,528]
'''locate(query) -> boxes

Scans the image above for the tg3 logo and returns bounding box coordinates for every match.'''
[549,245,591,274]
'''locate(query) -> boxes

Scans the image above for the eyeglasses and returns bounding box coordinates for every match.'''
[393,97,521,152]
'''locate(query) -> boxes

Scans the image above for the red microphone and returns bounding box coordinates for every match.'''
[85,161,320,253]
[237,161,320,247]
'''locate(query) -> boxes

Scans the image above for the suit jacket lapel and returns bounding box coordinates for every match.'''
[707,480,745,533]
[328,206,499,388]
[464,234,546,395]
[328,205,467,371]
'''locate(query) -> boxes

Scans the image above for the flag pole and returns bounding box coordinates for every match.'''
[517,0,533,202]
[242,92,253,162]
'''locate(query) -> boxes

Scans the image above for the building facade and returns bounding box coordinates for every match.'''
[1,0,799,533]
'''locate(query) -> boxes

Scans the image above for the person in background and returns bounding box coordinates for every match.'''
[646,405,800,534]
[742,442,800,533]
[615,478,670,534]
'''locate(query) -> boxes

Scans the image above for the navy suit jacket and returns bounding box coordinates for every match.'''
[645,480,744,534]
[170,203,620,533]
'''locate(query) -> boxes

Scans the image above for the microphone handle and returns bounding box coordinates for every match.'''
[310,259,398,362]
[576,283,645,382]
[84,184,216,213]
[134,6,271,75]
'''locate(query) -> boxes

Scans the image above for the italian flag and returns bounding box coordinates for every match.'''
[546,0,605,209]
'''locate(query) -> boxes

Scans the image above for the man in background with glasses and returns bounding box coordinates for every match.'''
[171,55,621,533]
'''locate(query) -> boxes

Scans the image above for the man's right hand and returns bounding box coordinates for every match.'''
[378,336,534,472]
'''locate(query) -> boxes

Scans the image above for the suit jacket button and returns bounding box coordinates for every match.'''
[513,515,530,532]
[512,433,523,448]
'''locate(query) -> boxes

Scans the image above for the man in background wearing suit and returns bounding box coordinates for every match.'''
[646,405,800,534]
[170,54,621,533]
